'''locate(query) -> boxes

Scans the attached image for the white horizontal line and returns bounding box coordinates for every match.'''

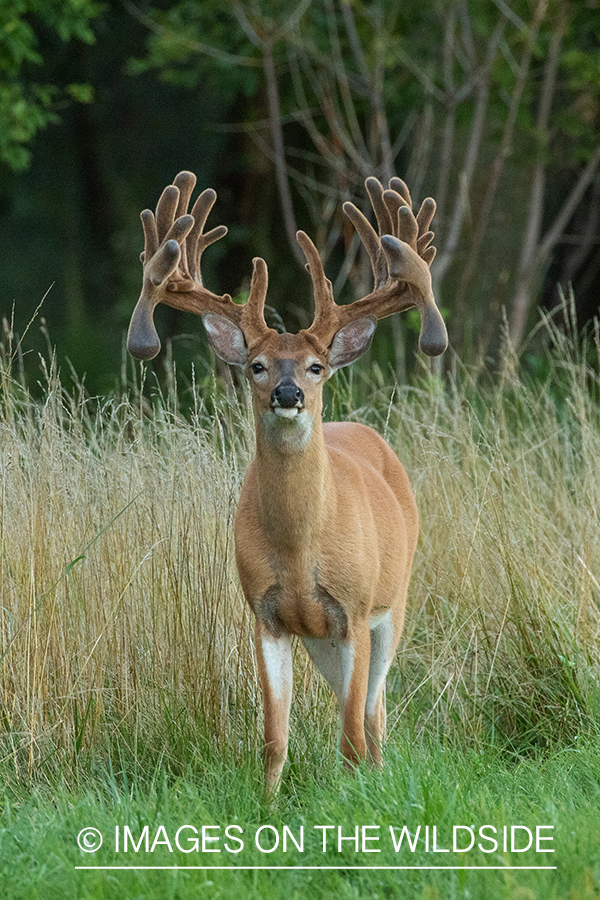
[75,865,557,871]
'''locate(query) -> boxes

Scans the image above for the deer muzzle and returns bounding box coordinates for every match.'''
[271,379,305,418]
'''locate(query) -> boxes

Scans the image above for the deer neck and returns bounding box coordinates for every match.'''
[254,404,331,556]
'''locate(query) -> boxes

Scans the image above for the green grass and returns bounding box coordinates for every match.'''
[1,308,600,897]
[1,734,600,899]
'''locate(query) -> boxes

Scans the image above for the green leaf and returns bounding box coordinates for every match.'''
[64,555,86,575]
[66,82,94,103]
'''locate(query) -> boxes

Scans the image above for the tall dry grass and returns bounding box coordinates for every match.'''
[1,311,599,787]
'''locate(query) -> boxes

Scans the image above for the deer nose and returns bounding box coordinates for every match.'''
[271,379,304,409]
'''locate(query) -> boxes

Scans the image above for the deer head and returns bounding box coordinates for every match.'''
[204,309,377,452]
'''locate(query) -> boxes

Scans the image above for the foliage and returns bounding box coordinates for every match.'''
[0,0,101,169]
[127,0,600,356]
[1,0,600,395]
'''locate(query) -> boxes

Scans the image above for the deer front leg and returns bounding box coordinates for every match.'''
[255,623,293,794]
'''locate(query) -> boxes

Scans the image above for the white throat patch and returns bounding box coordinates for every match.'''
[260,408,314,452]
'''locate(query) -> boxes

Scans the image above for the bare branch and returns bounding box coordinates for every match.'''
[436,6,457,220]
[406,103,434,202]
[340,0,370,82]
[325,0,369,160]
[499,35,519,77]
[515,21,564,275]
[458,1,476,63]
[455,0,549,304]
[278,0,314,38]
[443,5,456,94]
[333,229,361,295]
[392,47,446,103]
[233,0,313,45]
[232,2,263,48]
[490,0,527,33]
[390,111,418,160]
[371,3,394,182]
[509,16,564,344]
[288,50,345,171]
[319,79,374,177]
[557,175,600,289]
[245,125,350,200]
[435,17,504,283]
[262,39,306,267]
[538,146,600,262]
[292,49,370,178]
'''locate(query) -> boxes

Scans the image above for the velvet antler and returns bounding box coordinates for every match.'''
[127,171,271,360]
[128,172,447,362]
[299,176,448,357]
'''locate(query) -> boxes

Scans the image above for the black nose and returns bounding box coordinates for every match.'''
[271,379,304,408]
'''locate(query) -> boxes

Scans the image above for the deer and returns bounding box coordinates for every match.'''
[127,171,447,793]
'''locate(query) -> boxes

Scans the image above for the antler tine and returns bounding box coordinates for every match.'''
[240,257,272,348]
[382,189,402,236]
[295,231,340,341]
[389,177,411,205]
[127,216,195,360]
[351,177,447,356]
[416,196,436,234]
[366,177,395,238]
[173,171,196,217]
[140,209,158,263]
[180,187,224,286]
[396,205,419,249]
[149,214,195,286]
[171,171,197,277]
[155,185,180,242]
[381,234,446,355]
[342,203,388,290]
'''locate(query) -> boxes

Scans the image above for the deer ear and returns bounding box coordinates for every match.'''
[328,316,377,370]
[202,313,248,366]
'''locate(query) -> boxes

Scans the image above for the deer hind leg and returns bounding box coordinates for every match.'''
[255,624,293,794]
[301,637,345,753]
[337,625,373,767]
[365,610,396,765]
[302,633,368,767]
[301,636,345,701]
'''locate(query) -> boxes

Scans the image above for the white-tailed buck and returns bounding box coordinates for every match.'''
[127,171,447,792]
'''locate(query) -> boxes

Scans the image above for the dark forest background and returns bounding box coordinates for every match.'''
[1,0,599,394]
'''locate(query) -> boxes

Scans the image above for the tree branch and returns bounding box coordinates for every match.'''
[262,39,306,267]
[538,146,600,262]
[509,18,563,344]
[455,0,549,308]
[434,18,505,287]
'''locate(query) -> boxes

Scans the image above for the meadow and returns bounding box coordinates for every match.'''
[1,310,600,898]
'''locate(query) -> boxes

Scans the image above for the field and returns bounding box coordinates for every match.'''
[1,315,600,898]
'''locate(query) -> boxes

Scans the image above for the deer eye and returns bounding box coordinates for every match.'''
[250,362,265,374]
[309,363,324,375]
